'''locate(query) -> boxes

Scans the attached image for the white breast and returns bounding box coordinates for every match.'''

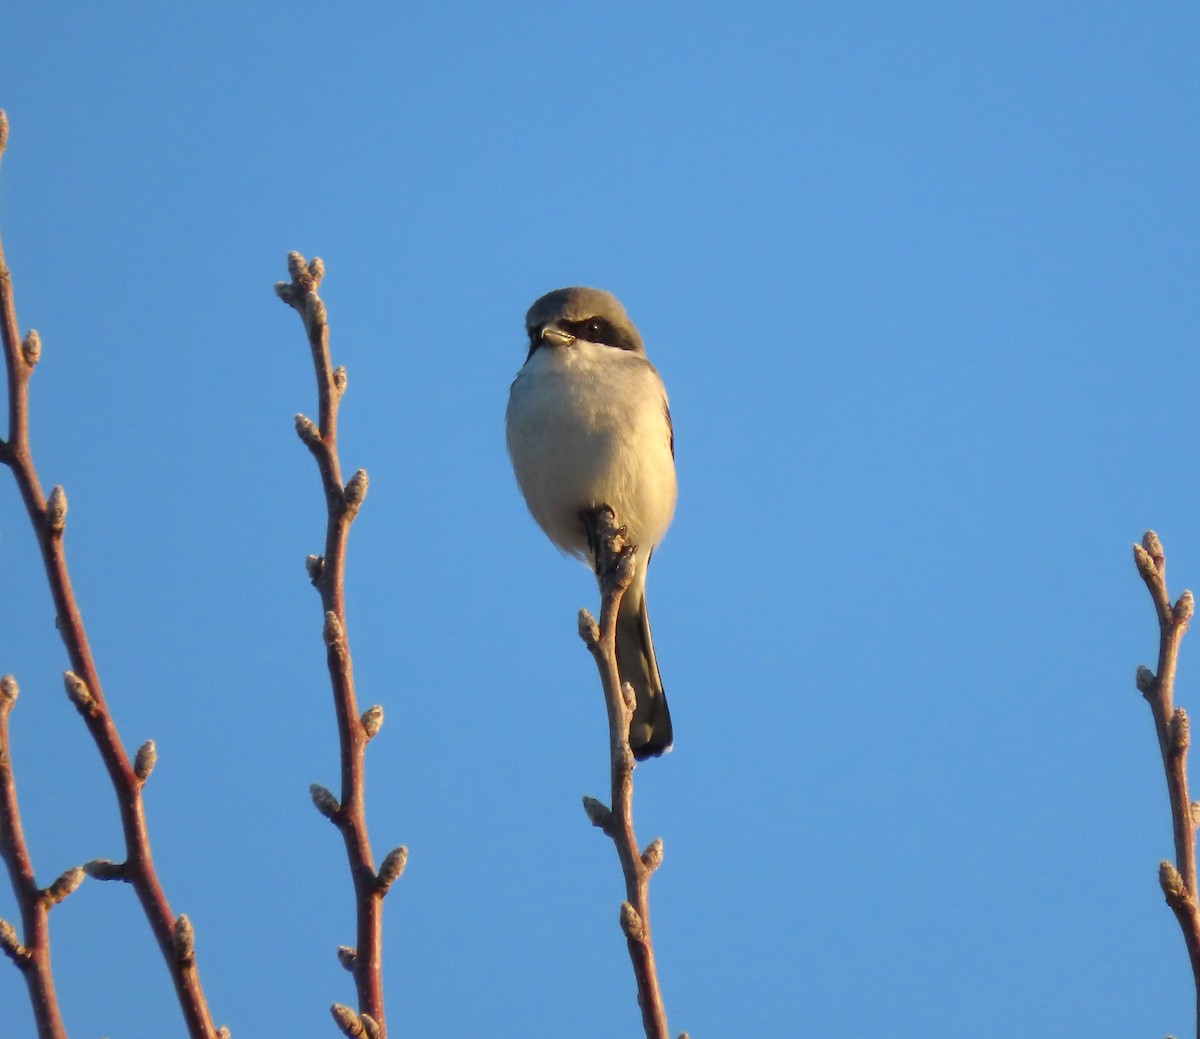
[506,341,677,559]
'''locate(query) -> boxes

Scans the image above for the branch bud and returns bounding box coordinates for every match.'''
[1191,802,1200,832]
[331,1004,368,1037]
[1143,530,1165,567]
[577,609,600,647]
[173,914,195,963]
[344,469,369,513]
[619,901,646,941]
[0,674,17,710]
[360,1014,381,1039]
[0,918,27,964]
[45,485,68,534]
[295,413,321,448]
[621,681,637,711]
[63,671,97,716]
[337,945,357,971]
[0,110,8,157]
[216,1029,231,1039]
[306,554,324,585]
[134,739,158,780]
[310,783,340,819]
[376,846,408,894]
[361,704,383,739]
[43,866,85,906]
[323,611,345,648]
[287,251,310,284]
[333,366,348,395]
[1176,590,1195,626]
[1160,860,1187,904]
[1133,541,1157,581]
[308,256,325,282]
[582,795,612,831]
[1173,709,1191,755]
[1136,666,1156,695]
[641,837,664,873]
[21,329,41,368]
[84,858,128,882]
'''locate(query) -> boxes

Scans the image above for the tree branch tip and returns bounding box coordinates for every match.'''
[331,1003,371,1038]
[286,251,310,282]
[0,918,28,965]
[1133,541,1158,579]
[0,673,17,708]
[83,858,128,882]
[577,609,600,646]
[1143,530,1165,559]
[45,485,68,535]
[1175,589,1195,626]
[42,866,85,907]
[309,783,341,819]
[376,845,408,893]
[306,553,325,585]
[641,837,664,873]
[63,670,97,715]
[582,795,613,831]
[322,611,345,648]
[1136,665,1157,695]
[361,704,384,739]
[134,738,158,780]
[619,901,646,942]
[344,469,369,512]
[295,412,321,448]
[172,913,195,963]
[336,945,357,971]
[20,329,41,368]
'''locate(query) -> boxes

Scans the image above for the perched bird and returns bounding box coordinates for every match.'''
[506,287,677,759]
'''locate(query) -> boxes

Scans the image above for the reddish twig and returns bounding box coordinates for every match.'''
[276,253,401,1039]
[0,675,73,1039]
[1133,530,1200,1037]
[0,110,221,1039]
[578,507,682,1039]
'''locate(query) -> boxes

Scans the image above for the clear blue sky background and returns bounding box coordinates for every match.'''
[0,3,1196,1036]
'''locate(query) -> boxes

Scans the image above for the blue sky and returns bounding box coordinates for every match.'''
[0,3,1197,1035]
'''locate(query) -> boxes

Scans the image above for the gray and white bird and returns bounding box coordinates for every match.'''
[506,287,677,759]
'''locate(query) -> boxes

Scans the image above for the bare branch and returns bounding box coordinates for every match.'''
[579,506,674,1038]
[0,111,219,1038]
[277,253,393,1034]
[1134,530,1200,1035]
[0,675,68,1039]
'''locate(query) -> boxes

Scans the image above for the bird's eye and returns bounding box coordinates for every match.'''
[585,318,607,340]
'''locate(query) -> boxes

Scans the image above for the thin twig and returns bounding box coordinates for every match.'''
[578,506,676,1039]
[1133,529,1200,1037]
[276,253,398,1039]
[0,675,71,1039]
[0,109,221,1039]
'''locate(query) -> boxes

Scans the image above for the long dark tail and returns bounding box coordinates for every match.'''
[616,589,673,759]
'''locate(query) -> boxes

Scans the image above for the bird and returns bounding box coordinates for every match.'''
[506,287,677,759]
